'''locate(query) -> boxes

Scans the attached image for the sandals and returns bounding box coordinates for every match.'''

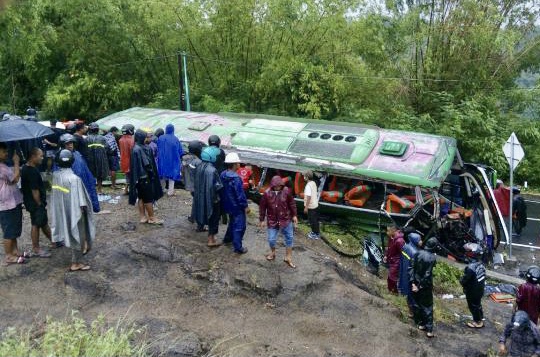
[266,254,276,261]
[68,264,91,272]
[426,332,435,338]
[207,242,221,248]
[466,321,484,329]
[283,259,297,269]
[2,256,26,266]
[30,249,51,258]
[147,218,164,225]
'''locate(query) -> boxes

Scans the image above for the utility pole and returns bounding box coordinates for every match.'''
[177,52,184,111]
[181,51,191,111]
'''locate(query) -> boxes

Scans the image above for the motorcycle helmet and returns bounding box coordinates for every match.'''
[55,149,74,168]
[121,124,135,135]
[526,266,540,284]
[208,135,221,147]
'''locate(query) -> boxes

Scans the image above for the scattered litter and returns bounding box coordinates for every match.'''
[442,294,454,299]
[459,294,466,299]
[120,222,137,231]
[337,239,343,245]
[108,199,119,204]
[493,253,505,265]
[264,302,275,309]
[97,194,112,202]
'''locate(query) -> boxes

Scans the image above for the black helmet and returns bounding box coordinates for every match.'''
[526,266,540,284]
[26,107,37,116]
[423,237,440,253]
[134,129,147,145]
[121,124,135,135]
[56,149,74,168]
[208,135,221,147]
[513,310,531,329]
[59,133,76,146]
[88,122,99,134]
[154,128,164,137]
[188,140,204,157]
[512,186,521,194]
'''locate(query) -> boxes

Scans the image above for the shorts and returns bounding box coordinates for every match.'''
[108,156,120,171]
[0,204,23,239]
[46,150,57,158]
[136,179,154,204]
[29,205,48,228]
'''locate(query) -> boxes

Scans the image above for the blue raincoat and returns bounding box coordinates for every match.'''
[72,150,100,213]
[157,124,183,181]
[220,169,248,252]
[398,233,421,296]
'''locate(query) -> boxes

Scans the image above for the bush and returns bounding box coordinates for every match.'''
[433,261,463,294]
[0,312,147,357]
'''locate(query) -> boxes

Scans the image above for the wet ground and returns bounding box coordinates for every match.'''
[0,188,528,357]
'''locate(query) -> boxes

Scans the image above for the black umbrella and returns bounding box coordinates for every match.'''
[0,115,53,142]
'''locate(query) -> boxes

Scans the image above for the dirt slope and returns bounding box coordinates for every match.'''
[0,189,514,357]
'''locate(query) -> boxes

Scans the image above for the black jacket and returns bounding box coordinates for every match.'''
[408,250,436,290]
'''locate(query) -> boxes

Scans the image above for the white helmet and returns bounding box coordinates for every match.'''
[224,152,241,164]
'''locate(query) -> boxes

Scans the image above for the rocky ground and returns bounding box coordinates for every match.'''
[0,188,521,357]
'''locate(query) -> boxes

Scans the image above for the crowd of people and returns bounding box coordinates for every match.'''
[0,119,310,270]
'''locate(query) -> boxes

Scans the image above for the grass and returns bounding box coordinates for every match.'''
[0,312,148,357]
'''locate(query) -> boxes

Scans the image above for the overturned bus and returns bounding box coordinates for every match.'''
[96,107,509,263]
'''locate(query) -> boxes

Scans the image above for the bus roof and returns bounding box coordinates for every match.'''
[96,107,457,188]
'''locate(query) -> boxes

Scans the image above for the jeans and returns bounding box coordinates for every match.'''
[224,213,246,252]
[267,222,294,248]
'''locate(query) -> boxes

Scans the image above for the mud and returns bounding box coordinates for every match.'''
[0,189,518,357]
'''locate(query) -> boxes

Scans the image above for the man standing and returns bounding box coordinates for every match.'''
[183,141,203,225]
[129,129,163,225]
[0,143,26,265]
[303,170,320,240]
[21,147,53,257]
[384,225,405,294]
[157,124,183,197]
[220,153,249,254]
[460,259,486,328]
[513,187,527,236]
[104,126,120,190]
[193,146,223,246]
[409,237,438,338]
[398,232,421,317]
[51,150,95,271]
[516,266,540,325]
[259,176,298,269]
[42,119,62,173]
[119,124,135,195]
[59,134,100,213]
[86,123,110,194]
[73,121,89,162]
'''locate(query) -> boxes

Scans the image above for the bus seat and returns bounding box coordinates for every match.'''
[386,193,414,213]
[344,185,372,207]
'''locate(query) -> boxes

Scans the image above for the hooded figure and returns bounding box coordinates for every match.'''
[399,232,421,314]
[157,124,183,196]
[51,150,95,271]
[384,226,405,294]
[259,175,298,268]
[60,134,100,213]
[86,123,110,194]
[461,260,486,328]
[193,146,223,246]
[409,237,438,338]
[129,130,163,224]
[119,124,135,195]
[513,188,527,236]
[499,310,540,356]
[183,141,203,224]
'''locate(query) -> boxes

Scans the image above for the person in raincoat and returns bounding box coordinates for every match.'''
[104,126,120,189]
[220,152,249,254]
[384,225,405,294]
[398,232,422,317]
[86,123,110,194]
[119,124,135,195]
[259,175,298,269]
[193,146,223,247]
[516,266,540,325]
[51,149,95,271]
[499,310,540,356]
[129,129,163,225]
[157,124,183,197]
[409,237,438,338]
[183,141,203,225]
[59,134,100,213]
[513,187,527,236]
[460,259,486,328]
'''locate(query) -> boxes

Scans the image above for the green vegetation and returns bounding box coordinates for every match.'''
[0,313,147,357]
[1,0,539,183]
[433,262,463,295]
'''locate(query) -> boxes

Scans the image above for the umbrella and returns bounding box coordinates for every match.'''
[0,115,53,142]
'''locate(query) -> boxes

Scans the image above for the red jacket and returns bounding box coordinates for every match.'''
[517,282,540,324]
[119,135,135,173]
[259,176,297,229]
